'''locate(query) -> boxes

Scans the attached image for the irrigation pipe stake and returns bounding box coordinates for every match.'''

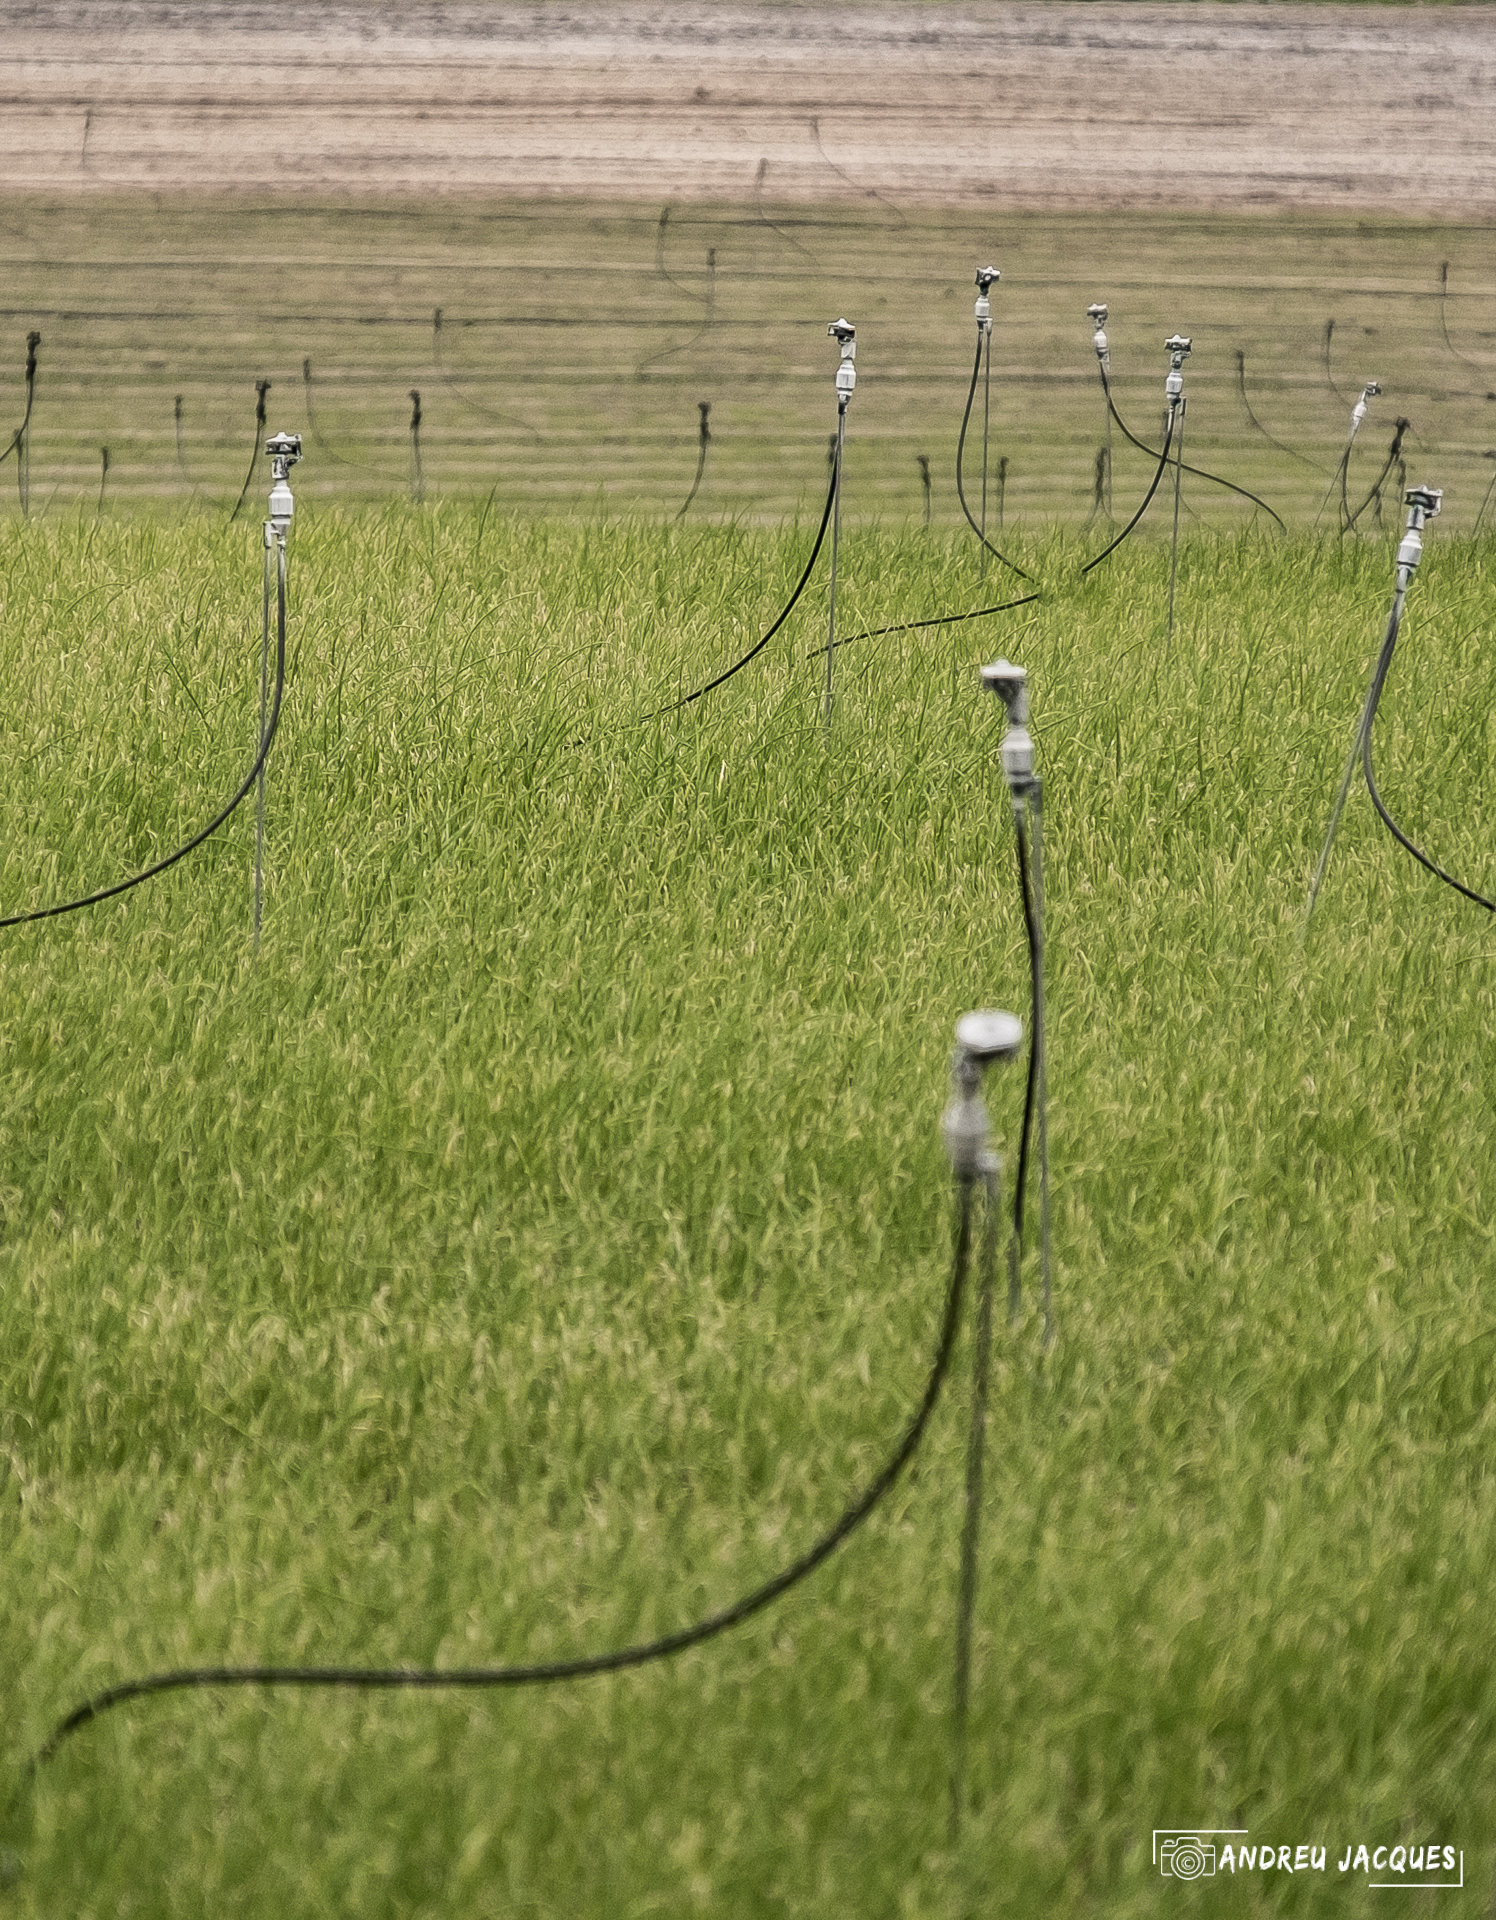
[973,269,1000,577]
[256,432,301,947]
[941,1006,1022,1842]
[1087,304,1113,522]
[1306,483,1440,926]
[1163,335,1190,644]
[979,661,1053,1350]
[823,318,856,732]
[1315,382,1379,532]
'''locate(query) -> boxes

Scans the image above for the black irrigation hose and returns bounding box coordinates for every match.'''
[955,338,1032,582]
[1438,262,1486,379]
[673,402,711,522]
[1361,615,1496,914]
[821,404,1174,657]
[1079,407,1176,576]
[1097,362,1286,532]
[27,1180,975,1775]
[0,331,40,473]
[1345,421,1410,534]
[228,383,270,524]
[1235,348,1323,473]
[818,590,1041,659]
[0,545,289,931]
[1011,809,1040,1271]
[644,450,839,719]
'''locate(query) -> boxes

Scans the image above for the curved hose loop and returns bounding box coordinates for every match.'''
[1079,407,1176,576]
[27,1183,975,1773]
[1235,348,1323,474]
[0,334,39,471]
[642,450,839,720]
[0,547,289,931]
[674,403,711,523]
[1345,421,1410,534]
[955,338,1033,583]
[1362,630,1496,913]
[1097,361,1286,532]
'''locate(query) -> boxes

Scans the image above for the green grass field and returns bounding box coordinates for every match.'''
[1,196,1493,529]
[2,492,1496,1915]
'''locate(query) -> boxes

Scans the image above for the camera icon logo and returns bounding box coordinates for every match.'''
[1160,1837,1216,1880]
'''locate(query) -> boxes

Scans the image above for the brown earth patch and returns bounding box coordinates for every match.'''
[3,2,1494,215]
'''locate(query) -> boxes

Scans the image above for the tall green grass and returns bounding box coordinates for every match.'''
[2,504,1495,1916]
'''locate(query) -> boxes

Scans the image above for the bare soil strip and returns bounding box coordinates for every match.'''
[2,2,1494,215]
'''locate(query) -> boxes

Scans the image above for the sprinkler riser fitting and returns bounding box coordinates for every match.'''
[828,319,857,409]
[1395,485,1442,585]
[974,266,1000,333]
[265,431,303,535]
[942,1011,1021,1179]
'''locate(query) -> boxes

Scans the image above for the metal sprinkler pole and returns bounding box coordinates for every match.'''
[823,318,856,732]
[1163,335,1190,646]
[981,658,1053,1346]
[1087,305,1112,524]
[942,1007,1022,1842]
[974,269,998,579]
[1315,382,1380,532]
[255,431,302,948]
[1305,483,1441,926]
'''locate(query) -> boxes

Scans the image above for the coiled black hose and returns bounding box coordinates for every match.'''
[26,1181,975,1774]
[0,540,289,930]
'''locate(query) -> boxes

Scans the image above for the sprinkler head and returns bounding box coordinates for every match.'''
[974,265,999,331]
[1086,303,1108,327]
[265,430,302,533]
[829,318,857,407]
[955,1008,1023,1064]
[981,658,1036,797]
[943,1009,1022,1177]
[1395,483,1442,582]
[980,657,1029,725]
[1362,381,1382,400]
[1164,334,1190,409]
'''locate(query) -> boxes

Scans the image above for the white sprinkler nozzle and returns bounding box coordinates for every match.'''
[265,430,302,535]
[975,265,1000,333]
[1164,333,1191,411]
[942,1009,1022,1178]
[1351,381,1381,433]
[981,657,1036,797]
[1395,484,1442,583]
[829,318,857,409]
[1087,303,1109,364]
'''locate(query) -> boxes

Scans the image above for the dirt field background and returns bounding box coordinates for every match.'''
[3,1,1495,215]
[0,4,1492,523]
